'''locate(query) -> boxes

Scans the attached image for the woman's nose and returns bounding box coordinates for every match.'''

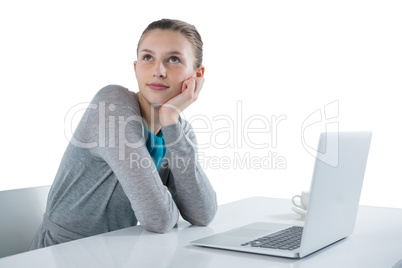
[153,61,166,78]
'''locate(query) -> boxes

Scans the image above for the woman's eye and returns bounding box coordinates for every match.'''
[143,55,153,61]
[169,56,179,63]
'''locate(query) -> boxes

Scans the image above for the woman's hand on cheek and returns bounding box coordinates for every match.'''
[159,77,205,127]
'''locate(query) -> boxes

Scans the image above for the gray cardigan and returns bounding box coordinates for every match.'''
[30,85,217,249]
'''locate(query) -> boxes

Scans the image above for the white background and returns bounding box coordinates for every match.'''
[0,0,401,208]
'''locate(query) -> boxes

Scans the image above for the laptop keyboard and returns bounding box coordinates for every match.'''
[240,226,303,251]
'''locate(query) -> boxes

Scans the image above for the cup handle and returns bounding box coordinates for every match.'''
[292,195,303,209]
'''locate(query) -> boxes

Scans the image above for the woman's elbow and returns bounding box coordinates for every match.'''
[200,196,218,226]
[144,224,171,234]
[189,205,218,226]
[193,215,214,227]
[142,214,177,234]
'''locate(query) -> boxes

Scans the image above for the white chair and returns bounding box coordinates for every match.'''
[0,185,50,258]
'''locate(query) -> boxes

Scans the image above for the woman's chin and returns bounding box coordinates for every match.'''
[151,102,163,108]
[137,93,165,108]
[147,97,166,107]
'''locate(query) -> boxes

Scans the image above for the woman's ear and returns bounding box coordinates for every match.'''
[196,65,205,77]
[133,61,137,73]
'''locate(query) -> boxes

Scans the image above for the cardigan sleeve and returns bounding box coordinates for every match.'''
[161,119,218,226]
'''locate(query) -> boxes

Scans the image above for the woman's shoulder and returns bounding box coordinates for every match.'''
[91,84,140,112]
[94,84,137,101]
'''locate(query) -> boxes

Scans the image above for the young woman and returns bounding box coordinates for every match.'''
[29,19,217,250]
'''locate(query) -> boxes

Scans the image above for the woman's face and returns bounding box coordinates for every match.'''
[134,29,199,107]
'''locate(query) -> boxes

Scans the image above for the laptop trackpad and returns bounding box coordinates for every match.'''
[224,222,292,238]
[225,228,272,238]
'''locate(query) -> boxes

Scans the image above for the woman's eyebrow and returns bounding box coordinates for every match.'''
[168,51,184,56]
[139,49,154,54]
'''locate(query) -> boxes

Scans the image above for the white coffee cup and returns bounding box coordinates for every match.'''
[292,191,310,210]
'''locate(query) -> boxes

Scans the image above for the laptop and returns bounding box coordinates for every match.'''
[191,131,372,258]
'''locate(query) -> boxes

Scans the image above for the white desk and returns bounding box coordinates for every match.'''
[1,197,401,268]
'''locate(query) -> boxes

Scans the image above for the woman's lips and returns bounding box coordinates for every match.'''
[147,83,169,90]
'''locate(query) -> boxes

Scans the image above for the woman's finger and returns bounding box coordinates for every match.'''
[182,78,196,94]
[181,79,189,92]
[193,77,205,98]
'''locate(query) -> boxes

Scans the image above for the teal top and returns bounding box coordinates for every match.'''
[145,125,166,170]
